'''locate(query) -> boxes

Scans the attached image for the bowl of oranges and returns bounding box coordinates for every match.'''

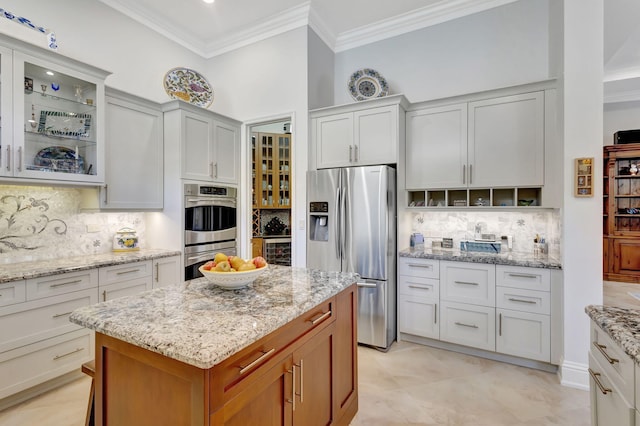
[198,253,268,289]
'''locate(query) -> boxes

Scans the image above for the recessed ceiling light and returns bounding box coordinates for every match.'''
[46,71,54,76]
[203,0,214,3]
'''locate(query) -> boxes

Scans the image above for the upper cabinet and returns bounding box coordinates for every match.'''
[163,101,240,185]
[0,35,109,184]
[101,89,163,209]
[407,92,544,190]
[310,95,408,169]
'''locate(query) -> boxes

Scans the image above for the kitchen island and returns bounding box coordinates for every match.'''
[70,265,358,426]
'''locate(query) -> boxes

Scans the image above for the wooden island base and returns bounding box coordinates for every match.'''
[94,284,358,426]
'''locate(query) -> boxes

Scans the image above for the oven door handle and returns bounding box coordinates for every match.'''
[185,252,215,266]
[185,197,236,209]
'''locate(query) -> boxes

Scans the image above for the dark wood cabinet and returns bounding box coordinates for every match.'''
[604,144,640,283]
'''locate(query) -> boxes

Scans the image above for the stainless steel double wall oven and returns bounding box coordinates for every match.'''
[183,184,237,280]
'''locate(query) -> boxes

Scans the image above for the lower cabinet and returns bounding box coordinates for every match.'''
[153,255,181,288]
[605,237,640,283]
[439,301,495,351]
[496,309,550,362]
[99,260,153,301]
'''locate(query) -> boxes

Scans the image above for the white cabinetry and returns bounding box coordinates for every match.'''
[398,257,439,340]
[310,95,407,170]
[102,89,163,209]
[0,270,98,399]
[153,255,181,288]
[0,279,26,307]
[98,261,152,302]
[0,34,109,184]
[163,101,240,185]
[495,265,551,362]
[589,320,635,426]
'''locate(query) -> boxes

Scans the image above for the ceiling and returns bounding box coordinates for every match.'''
[98,0,640,96]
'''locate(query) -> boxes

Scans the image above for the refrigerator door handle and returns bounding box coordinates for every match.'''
[357,282,377,288]
[335,187,341,259]
[341,176,348,262]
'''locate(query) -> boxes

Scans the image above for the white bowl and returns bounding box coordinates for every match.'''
[198,264,268,289]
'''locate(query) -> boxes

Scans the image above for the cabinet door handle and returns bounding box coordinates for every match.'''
[408,284,431,290]
[407,263,432,269]
[104,184,108,204]
[499,313,502,336]
[349,145,353,162]
[52,311,73,319]
[455,321,478,329]
[50,279,82,288]
[53,347,85,360]
[593,342,619,364]
[213,162,218,178]
[354,145,358,162]
[295,359,304,402]
[507,273,538,279]
[469,164,473,184]
[462,164,466,184]
[102,290,107,301]
[507,297,537,304]
[454,280,479,286]
[209,162,214,178]
[17,147,22,172]
[239,348,276,375]
[3,145,8,171]
[308,310,332,325]
[287,364,296,411]
[155,263,159,282]
[434,303,437,324]
[588,368,612,395]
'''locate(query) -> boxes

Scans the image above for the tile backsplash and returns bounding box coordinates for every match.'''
[408,209,561,258]
[0,185,145,263]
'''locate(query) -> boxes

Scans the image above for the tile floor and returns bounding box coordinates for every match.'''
[0,280,636,426]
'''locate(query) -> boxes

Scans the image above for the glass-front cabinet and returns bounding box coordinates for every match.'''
[0,35,108,183]
[253,132,291,209]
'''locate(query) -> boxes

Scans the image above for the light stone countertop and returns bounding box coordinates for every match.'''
[0,249,181,284]
[586,305,640,365]
[399,247,562,269]
[69,265,358,369]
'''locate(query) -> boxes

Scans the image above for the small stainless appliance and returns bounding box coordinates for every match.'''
[183,184,237,280]
[307,165,396,350]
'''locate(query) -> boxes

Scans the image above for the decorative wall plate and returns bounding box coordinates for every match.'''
[348,68,389,101]
[164,67,213,108]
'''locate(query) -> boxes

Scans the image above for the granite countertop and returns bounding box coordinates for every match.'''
[399,247,562,269]
[586,305,640,364]
[0,249,181,284]
[69,265,358,369]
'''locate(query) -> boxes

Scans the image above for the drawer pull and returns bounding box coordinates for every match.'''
[116,269,140,275]
[239,348,275,375]
[434,303,437,324]
[309,310,332,325]
[499,313,502,336]
[287,365,296,411]
[593,342,619,364]
[454,281,479,286]
[407,263,433,269]
[53,347,85,360]
[52,311,73,319]
[408,284,431,290]
[507,273,537,279]
[295,359,304,402]
[507,297,537,304]
[454,321,478,329]
[588,368,612,395]
[50,279,82,288]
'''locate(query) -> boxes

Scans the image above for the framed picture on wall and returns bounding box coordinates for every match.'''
[575,157,593,197]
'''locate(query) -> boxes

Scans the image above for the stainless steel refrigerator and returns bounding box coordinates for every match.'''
[307,165,396,350]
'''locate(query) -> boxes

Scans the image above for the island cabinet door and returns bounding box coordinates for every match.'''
[210,357,294,426]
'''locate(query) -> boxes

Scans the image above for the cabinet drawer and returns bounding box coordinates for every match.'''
[589,353,635,425]
[439,301,495,351]
[495,265,550,291]
[0,329,93,399]
[26,269,98,300]
[99,260,152,286]
[398,275,439,299]
[440,261,495,306]
[496,287,550,315]
[590,321,635,404]
[0,288,97,354]
[398,295,439,340]
[209,297,336,410]
[100,276,152,302]
[0,280,26,307]
[496,308,550,362]
[398,257,439,279]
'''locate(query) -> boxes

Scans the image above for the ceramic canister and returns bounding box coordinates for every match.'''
[112,227,140,252]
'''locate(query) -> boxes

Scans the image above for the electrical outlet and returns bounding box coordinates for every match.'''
[86,223,102,233]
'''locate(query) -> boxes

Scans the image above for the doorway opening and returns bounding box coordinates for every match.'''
[249,120,292,266]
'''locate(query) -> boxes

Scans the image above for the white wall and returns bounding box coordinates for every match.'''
[204,27,309,266]
[307,27,334,110]
[560,0,604,389]
[604,101,640,144]
[0,0,205,102]
[333,0,550,105]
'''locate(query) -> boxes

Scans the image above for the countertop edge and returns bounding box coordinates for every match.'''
[0,249,181,283]
[399,248,562,269]
[585,304,640,365]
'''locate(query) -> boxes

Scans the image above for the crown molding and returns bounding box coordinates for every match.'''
[308,6,335,51]
[333,0,520,52]
[604,89,640,104]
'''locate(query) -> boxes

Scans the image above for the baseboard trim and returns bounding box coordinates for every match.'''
[559,359,589,390]
[0,370,85,412]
